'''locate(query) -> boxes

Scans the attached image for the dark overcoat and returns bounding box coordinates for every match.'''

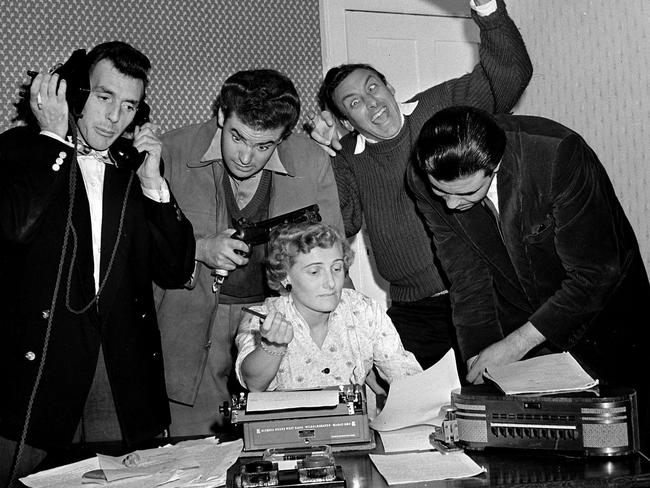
[0,127,195,450]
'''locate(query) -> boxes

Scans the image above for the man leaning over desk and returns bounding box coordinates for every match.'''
[408,106,650,451]
[155,69,345,437]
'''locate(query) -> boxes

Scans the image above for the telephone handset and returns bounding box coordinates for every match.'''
[108,101,150,171]
[30,49,150,171]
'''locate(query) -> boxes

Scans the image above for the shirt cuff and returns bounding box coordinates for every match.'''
[141,179,171,203]
[40,130,74,147]
[470,0,497,16]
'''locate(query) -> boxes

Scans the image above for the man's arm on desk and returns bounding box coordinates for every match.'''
[466,321,545,383]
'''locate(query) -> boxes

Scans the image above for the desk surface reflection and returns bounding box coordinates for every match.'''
[230,439,650,488]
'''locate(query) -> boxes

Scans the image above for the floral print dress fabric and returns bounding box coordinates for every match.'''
[235,289,422,390]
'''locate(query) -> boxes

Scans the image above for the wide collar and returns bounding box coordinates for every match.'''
[186,117,291,176]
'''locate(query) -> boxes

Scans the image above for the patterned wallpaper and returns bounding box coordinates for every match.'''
[1,0,648,272]
[507,0,650,271]
[0,0,322,134]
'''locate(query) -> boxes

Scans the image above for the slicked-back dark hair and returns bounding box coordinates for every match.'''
[415,106,506,181]
[215,69,300,140]
[317,63,387,122]
[86,41,151,88]
[12,41,150,126]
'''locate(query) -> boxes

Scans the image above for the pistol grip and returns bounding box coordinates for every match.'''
[230,231,252,258]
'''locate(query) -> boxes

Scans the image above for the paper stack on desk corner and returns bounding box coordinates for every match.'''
[483,351,599,396]
[21,437,243,488]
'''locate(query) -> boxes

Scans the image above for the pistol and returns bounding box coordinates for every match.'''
[231,204,322,247]
[210,204,322,292]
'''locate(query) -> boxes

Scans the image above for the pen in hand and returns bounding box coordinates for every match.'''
[242,306,267,320]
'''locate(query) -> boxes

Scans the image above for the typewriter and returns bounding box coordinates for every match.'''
[221,385,374,455]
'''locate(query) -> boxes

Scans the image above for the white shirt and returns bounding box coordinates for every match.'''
[42,131,170,291]
[486,172,500,215]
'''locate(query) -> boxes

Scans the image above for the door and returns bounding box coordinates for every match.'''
[320,0,480,306]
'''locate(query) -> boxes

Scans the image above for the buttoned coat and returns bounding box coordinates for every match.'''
[0,127,195,450]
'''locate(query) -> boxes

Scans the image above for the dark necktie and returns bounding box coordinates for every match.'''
[482,197,503,237]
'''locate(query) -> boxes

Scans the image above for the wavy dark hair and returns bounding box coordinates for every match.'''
[267,222,354,295]
[415,106,506,181]
[214,69,300,140]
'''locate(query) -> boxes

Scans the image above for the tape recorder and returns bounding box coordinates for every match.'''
[232,445,346,488]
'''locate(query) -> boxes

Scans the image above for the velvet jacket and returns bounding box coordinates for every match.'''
[407,115,650,384]
[0,127,195,450]
[155,118,344,405]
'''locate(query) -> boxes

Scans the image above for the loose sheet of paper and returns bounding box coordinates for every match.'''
[379,425,436,453]
[19,458,99,488]
[370,451,485,485]
[483,352,598,395]
[246,389,339,412]
[21,437,242,488]
[370,348,461,431]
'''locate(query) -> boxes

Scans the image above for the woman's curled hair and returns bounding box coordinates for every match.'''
[267,222,354,294]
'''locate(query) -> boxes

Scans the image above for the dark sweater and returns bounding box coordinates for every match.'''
[332,0,532,302]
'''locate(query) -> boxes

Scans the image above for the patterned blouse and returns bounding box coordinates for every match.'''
[235,289,422,390]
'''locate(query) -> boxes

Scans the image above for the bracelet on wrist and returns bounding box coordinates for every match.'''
[259,339,287,357]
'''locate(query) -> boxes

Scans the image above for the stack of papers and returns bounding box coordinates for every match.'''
[370,348,461,431]
[367,349,486,484]
[21,437,242,488]
[483,352,599,395]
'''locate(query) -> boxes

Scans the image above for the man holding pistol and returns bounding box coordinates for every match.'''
[155,69,344,435]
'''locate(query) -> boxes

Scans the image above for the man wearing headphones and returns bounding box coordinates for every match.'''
[0,41,195,483]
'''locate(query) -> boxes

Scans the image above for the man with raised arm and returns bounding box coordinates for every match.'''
[311,0,532,373]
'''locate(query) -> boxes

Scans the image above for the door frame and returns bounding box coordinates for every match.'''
[319,0,472,75]
[318,0,475,306]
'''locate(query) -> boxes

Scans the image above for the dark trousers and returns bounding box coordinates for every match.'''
[387,293,466,380]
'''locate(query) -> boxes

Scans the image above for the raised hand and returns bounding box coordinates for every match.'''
[30,72,69,138]
[259,310,293,347]
[306,110,343,157]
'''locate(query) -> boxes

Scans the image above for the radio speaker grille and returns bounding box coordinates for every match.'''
[458,418,488,443]
[583,423,628,448]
